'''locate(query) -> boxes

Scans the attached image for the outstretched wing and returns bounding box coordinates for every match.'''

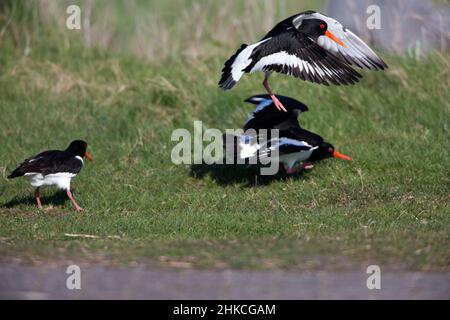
[247,32,362,86]
[295,13,388,70]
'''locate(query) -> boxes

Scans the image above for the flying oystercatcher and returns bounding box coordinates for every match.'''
[224,126,352,174]
[7,140,93,211]
[243,94,308,132]
[219,10,388,112]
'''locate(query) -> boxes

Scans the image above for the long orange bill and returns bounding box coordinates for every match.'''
[333,151,353,161]
[325,30,347,48]
[85,152,94,161]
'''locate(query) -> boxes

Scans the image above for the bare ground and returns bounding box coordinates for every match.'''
[1,263,449,300]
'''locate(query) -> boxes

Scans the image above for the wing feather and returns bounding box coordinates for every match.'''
[315,14,388,70]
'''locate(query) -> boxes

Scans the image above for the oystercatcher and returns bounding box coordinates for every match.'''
[7,140,93,211]
[243,94,308,132]
[219,10,388,112]
[224,126,352,174]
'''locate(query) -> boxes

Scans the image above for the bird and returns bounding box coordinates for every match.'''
[218,10,388,112]
[224,126,352,174]
[7,140,93,211]
[243,94,308,132]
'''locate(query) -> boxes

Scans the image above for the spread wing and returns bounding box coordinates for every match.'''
[296,13,388,70]
[247,32,362,86]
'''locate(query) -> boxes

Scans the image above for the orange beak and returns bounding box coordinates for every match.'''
[325,30,347,48]
[333,151,353,161]
[84,151,94,162]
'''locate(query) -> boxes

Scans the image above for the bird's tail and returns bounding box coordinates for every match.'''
[222,133,260,162]
[7,169,24,179]
[218,44,249,90]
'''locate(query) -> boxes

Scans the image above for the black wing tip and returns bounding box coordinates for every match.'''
[218,76,236,90]
[377,59,389,70]
[218,44,248,90]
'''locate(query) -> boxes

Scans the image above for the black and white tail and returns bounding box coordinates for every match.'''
[218,44,249,90]
[222,134,260,161]
[7,168,24,179]
[218,39,270,90]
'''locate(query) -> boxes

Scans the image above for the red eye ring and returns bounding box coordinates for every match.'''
[320,24,326,29]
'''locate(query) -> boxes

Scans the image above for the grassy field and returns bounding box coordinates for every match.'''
[0,1,449,271]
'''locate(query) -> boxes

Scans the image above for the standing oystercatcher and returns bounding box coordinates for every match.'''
[219,10,388,112]
[7,140,93,211]
[224,126,352,174]
[243,94,308,131]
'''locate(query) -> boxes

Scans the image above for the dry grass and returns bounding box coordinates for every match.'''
[29,0,324,61]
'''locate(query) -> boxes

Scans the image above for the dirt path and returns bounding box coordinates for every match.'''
[1,263,449,299]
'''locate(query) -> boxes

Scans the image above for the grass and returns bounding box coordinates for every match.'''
[0,1,449,271]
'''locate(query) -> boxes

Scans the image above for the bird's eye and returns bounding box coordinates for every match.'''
[320,24,326,29]
[328,147,333,153]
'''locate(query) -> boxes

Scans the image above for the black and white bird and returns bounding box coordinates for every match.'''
[7,140,93,211]
[219,10,388,112]
[243,94,308,132]
[224,126,352,174]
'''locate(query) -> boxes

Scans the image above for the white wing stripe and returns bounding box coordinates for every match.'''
[231,38,271,81]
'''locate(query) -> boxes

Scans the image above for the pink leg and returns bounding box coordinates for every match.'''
[263,78,287,112]
[283,165,297,175]
[284,163,315,175]
[34,188,43,209]
[66,189,83,212]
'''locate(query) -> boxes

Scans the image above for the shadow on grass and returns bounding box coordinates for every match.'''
[1,190,70,209]
[190,162,310,187]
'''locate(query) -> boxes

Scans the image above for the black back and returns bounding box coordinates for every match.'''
[280,126,324,147]
[243,95,308,132]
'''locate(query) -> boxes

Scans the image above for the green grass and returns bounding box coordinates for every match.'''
[0,1,449,271]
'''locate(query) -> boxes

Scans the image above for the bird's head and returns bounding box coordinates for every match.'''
[66,140,93,161]
[293,13,347,47]
[310,142,353,162]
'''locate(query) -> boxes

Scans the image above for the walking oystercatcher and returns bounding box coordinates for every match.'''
[7,140,93,211]
[219,10,388,112]
[224,126,352,174]
[243,94,308,132]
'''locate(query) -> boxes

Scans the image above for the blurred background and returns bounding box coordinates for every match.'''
[2,0,449,62]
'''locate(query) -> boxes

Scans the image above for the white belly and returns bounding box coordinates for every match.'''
[25,172,76,190]
[279,150,313,169]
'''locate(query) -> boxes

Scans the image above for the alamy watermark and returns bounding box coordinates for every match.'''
[66,5,81,30]
[366,265,381,290]
[366,5,382,30]
[171,121,280,175]
[66,264,81,290]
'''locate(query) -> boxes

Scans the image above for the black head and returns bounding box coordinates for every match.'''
[296,18,328,39]
[309,142,334,162]
[292,12,347,47]
[66,140,93,160]
[310,142,353,162]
